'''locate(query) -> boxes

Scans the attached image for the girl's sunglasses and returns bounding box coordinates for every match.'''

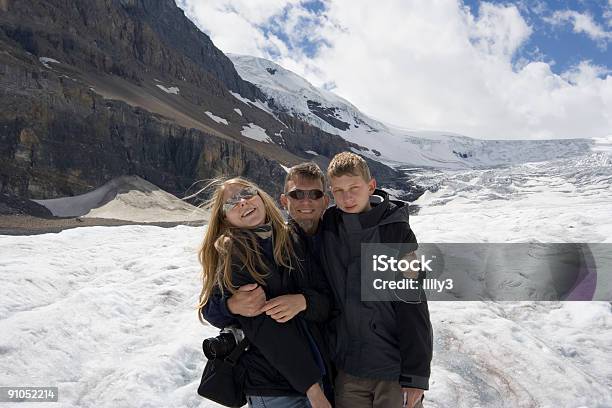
[223,187,258,213]
[286,189,324,200]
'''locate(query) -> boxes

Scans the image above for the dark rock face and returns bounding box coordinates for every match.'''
[0,59,285,200]
[0,0,263,100]
[0,0,305,199]
[0,192,52,216]
[307,100,351,131]
[274,112,359,158]
[453,150,472,159]
[117,0,265,100]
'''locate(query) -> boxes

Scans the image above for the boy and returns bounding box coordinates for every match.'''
[321,152,433,408]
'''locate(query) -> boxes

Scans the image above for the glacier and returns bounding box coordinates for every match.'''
[1,153,610,407]
[228,54,600,170]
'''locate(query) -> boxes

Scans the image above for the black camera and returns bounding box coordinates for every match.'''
[202,326,245,360]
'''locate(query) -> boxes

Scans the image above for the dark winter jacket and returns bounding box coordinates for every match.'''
[201,224,333,397]
[320,189,433,390]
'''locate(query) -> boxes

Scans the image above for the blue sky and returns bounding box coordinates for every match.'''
[258,0,329,59]
[179,0,612,139]
[228,0,612,76]
[463,0,611,75]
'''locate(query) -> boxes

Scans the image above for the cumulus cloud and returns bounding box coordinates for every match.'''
[545,10,612,49]
[603,0,612,27]
[468,2,532,57]
[178,0,612,140]
[176,0,323,59]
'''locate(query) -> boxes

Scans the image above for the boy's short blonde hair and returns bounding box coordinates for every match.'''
[327,151,371,181]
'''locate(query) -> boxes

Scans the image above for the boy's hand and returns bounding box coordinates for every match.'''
[260,294,306,323]
[227,284,266,317]
[402,387,424,408]
[401,251,419,279]
[306,383,331,408]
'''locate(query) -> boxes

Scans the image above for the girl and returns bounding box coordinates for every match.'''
[197,178,332,408]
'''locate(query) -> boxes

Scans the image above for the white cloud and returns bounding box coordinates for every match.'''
[468,2,532,57]
[605,1,612,27]
[178,0,612,140]
[176,0,311,59]
[176,0,295,57]
[545,10,612,48]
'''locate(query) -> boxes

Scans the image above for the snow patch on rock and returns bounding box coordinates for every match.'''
[229,91,252,105]
[241,123,271,143]
[39,57,60,68]
[156,84,180,95]
[204,111,228,125]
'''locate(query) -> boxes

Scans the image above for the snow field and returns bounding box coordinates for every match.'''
[0,226,220,408]
[1,154,611,407]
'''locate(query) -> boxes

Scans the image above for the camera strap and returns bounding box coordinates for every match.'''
[224,337,250,366]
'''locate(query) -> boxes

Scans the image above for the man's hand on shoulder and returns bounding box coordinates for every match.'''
[227,283,266,317]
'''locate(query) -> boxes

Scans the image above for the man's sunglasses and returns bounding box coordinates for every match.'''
[286,189,324,200]
[223,187,258,213]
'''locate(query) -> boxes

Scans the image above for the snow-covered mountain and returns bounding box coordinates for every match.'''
[229,54,600,169]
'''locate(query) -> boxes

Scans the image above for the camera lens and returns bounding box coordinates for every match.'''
[202,333,237,360]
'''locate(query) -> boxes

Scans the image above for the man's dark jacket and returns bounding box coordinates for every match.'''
[320,189,433,390]
[201,225,333,396]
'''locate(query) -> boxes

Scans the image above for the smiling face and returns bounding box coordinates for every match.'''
[280,176,329,233]
[222,183,266,228]
[330,174,376,214]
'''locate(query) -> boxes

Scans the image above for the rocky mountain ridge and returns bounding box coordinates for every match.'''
[0,0,413,203]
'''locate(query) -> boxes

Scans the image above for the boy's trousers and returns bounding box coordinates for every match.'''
[335,370,425,408]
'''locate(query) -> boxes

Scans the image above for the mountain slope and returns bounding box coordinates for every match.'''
[1,0,403,201]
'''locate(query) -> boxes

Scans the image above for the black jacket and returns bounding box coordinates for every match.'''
[202,226,333,396]
[320,189,433,389]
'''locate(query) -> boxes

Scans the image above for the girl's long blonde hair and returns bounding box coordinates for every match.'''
[196,177,295,323]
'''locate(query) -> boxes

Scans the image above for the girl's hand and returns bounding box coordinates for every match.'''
[306,383,331,408]
[260,294,306,323]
